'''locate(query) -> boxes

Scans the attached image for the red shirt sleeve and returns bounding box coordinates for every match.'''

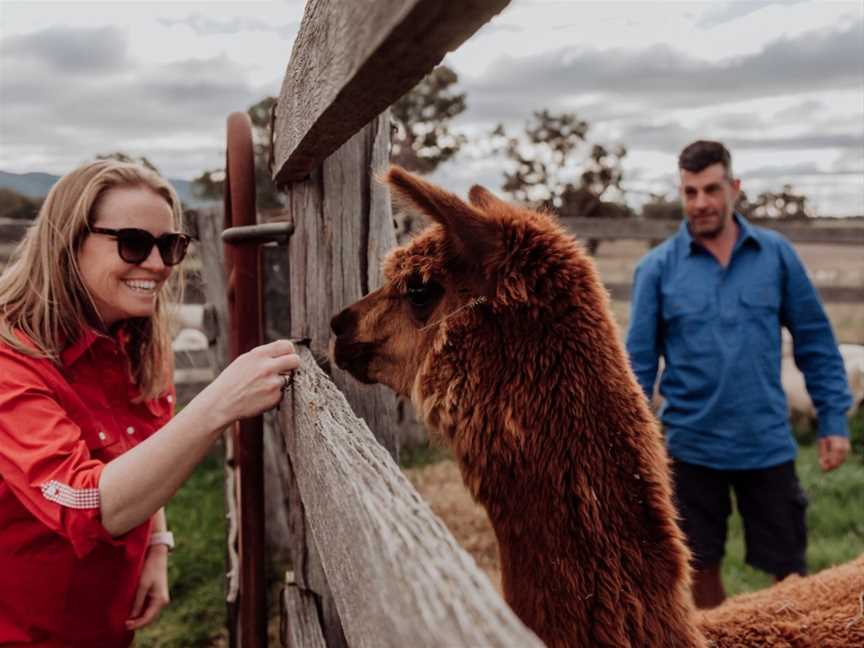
[0,361,119,559]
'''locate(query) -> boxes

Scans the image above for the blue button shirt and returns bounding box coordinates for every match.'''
[626,214,851,470]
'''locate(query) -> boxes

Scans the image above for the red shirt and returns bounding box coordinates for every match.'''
[0,328,174,647]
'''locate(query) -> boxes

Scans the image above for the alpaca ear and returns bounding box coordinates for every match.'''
[467,184,508,211]
[385,165,499,262]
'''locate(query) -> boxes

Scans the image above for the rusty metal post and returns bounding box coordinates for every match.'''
[223,111,266,648]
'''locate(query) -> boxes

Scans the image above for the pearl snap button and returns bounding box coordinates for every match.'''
[98,431,107,441]
[126,426,135,435]
[166,395,174,403]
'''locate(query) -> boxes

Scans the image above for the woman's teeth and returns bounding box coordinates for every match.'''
[124,280,157,293]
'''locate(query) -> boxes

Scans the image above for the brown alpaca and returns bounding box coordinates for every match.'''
[331,166,706,648]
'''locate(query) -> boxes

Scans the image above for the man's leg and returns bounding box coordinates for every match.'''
[669,458,733,609]
[734,461,808,581]
[691,563,726,609]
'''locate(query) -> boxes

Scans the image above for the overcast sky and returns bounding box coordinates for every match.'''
[1,0,862,215]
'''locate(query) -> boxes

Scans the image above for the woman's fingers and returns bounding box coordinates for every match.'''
[126,594,168,630]
[274,352,301,373]
[256,338,296,358]
[128,586,147,620]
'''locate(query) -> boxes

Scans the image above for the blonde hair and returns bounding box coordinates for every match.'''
[0,159,185,400]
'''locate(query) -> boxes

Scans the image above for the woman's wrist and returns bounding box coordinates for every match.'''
[184,387,232,437]
[149,530,175,552]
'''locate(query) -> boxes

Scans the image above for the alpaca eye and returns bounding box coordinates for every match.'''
[407,285,432,306]
[406,279,442,308]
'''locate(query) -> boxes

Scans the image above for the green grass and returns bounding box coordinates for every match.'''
[399,440,453,469]
[721,419,864,596]
[136,449,227,647]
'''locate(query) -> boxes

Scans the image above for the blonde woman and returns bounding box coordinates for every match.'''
[0,160,298,646]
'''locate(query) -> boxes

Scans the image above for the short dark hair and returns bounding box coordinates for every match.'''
[678,140,733,176]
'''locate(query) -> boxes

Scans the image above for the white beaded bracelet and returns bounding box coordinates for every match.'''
[149,531,175,552]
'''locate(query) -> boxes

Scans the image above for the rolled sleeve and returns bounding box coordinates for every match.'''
[779,241,852,438]
[626,256,663,402]
[0,372,118,558]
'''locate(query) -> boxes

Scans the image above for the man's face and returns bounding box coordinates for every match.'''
[679,162,740,239]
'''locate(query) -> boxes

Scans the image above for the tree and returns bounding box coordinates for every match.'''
[390,65,467,174]
[494,110,631,253]
[193,97,284,211]
[0,188,42,220]
[738,184,812,219]
[641,193,682,221]
[95,152,160,174]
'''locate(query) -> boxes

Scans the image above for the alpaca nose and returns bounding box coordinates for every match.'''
[330,308,357,337]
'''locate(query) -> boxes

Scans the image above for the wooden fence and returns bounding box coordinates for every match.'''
[186,1,546,646]
[557,216,864,303]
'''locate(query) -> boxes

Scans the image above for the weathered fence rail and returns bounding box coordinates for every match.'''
[555,217,864,304]
[559,216,864,245]
[277,348,542,647]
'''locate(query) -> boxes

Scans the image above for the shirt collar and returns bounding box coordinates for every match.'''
[679,212,761,255]
[61,325,128,367]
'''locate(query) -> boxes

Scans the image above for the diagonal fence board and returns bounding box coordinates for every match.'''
[273,0,510,184]
[279,348,543,648]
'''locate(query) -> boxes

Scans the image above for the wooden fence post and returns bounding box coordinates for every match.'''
[277,111,400,457]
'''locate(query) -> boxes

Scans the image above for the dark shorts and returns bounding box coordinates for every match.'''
[670,458,808,578]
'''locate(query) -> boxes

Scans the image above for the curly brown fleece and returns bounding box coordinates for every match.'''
[699,555,864,647]
[332,166,705,648]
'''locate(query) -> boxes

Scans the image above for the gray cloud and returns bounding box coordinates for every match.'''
[0,23,266,179]
[710,112,769,131]
[1,53,256,141]
[726,133,864,150]
[696,1,810,29]
[619,122,699,153]
[772,99,825,122]
[742,162,863,178]
[0,26,129,73]
[460,19,863,123]
[157,13,299,39]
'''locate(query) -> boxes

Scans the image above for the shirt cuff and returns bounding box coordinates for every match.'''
[817,412,849,438]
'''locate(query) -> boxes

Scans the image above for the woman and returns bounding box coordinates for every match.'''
[0,160,299,646]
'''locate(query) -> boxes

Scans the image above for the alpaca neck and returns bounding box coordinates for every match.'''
[441,337,704,648]
[474,450,703,648]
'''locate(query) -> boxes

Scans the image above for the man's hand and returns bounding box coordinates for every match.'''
[817,435,850,472]
[126,544,170,630]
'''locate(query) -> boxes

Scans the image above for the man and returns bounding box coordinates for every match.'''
[626,140,852,609]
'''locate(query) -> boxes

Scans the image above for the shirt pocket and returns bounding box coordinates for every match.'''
[739,283,782,357]
[144,389,175,426]
[740,283,781,313]
[80,420,120,458]
[662,291,713,354]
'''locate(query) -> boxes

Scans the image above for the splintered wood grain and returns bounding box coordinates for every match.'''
[280,113,399,455]
[273,0,510,183]
[278,348,542,648]
[281,584,328,648]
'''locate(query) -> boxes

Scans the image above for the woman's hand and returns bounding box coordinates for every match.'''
[196,339,301,428]
[126,545,170,631]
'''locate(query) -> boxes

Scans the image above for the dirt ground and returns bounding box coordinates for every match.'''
[404,459,503,591]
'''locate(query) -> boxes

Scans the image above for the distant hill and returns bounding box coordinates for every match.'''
[0,170,219,209]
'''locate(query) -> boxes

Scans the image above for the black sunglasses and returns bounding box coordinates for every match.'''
[89,227,192,266]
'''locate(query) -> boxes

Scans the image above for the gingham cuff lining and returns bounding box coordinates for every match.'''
[41,480,101,509]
